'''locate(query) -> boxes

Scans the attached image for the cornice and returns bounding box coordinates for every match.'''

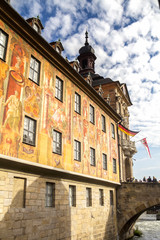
[0,154,121,186]
[0,1,121,122]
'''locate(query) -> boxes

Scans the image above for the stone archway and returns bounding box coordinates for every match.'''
[117,183,160,239]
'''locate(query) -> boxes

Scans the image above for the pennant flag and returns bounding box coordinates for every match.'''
[140,138,151,158]
[118,124,139,137]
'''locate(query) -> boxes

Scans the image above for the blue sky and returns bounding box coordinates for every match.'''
[10,0,160,180]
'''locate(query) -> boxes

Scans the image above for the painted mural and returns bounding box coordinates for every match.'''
[0,20,119,183]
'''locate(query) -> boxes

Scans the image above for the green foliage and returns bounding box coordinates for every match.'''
[134,226,143,237]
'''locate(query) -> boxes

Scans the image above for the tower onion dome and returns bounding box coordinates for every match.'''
[79,31,95,55]
[78,31,96,75]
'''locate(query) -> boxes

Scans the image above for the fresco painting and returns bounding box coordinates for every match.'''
[0,61,8,98]
[41,65,54,134]
[24,79,42,119]
[73,114,82,140]
[0,39,26,158]
[0,61,9,116]
[0,23,119,183]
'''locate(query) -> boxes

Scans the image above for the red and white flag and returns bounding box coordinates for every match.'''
[140,138,151,158]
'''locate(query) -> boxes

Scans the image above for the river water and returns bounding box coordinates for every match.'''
[132,214,160,240]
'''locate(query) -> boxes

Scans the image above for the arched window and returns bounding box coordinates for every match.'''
[82,59,87,69]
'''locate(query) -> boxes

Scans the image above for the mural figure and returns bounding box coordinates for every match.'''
[3,90,22,132]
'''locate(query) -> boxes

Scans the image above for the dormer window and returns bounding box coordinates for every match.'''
[50,40,64,55]
[33,23,39,32]
[74,65,78,71]
[26,17,44,35]
[56,46,61,54]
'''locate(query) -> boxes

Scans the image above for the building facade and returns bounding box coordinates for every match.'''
[0,1,136,239]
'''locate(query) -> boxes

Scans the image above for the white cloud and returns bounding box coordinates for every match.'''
[11,0,43,19]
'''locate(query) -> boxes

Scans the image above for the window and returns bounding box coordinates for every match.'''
[12,177,26,208]
[56,46,61,54]
[74,140,81,161]
[111,123,115,139]
[55,77,63,101]
[99,189,104,206]
[29,56,40,84]
[113,158,117,173]
[82,59,87,69]
[0,29,8,61]
[69,185,76,207]
[53,130,62,155]
[90,105,95,124]
[46,182,55,207]
[23,116,36,146]
[86,188,92,207]
[33,23,39,32]
[90,148,96,166]
[103,153,107,170]
[74,65,78,71]
[102,115,106,132]
[110,190,114,206]
[75,92,81,114]
[118,102,121,115]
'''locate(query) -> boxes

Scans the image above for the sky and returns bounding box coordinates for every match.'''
[10,0,160,180]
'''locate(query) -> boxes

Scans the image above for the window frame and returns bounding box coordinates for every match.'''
[29,55,40,85]
[111,123,115,139]
[102,153,107,170]
[101,114,106,132]
[13,177,26,208]
[55,77,63,102]
[45,182,55,208]
[110,190,114,206]
[86,187,92,207]
[69,185,76,207]
[74,140,81,161]
[0,29,8,61]
[90,147,96,166]
[52,130,62,155]
[23,116,36,146]
[99,189,104,206]
[113,158,117,173]
[33,23,39,33]
[75,92,81,114]
[90,104,95,124]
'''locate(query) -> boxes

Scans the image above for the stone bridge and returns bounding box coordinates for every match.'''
[117,182,160,240]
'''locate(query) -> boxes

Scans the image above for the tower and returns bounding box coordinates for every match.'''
[78,31,96,76]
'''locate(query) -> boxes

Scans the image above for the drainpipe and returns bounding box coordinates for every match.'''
[117,122,122,183]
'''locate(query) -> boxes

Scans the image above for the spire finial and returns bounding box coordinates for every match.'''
[85,30,89,45]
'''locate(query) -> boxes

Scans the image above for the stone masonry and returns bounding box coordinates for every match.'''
[0,169,119,240]
[117,182,160,240]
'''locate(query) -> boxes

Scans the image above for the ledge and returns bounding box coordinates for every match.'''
[0,154,121,186]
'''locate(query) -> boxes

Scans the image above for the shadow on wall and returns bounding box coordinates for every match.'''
[0,174,71,240]
[104,194,118,240]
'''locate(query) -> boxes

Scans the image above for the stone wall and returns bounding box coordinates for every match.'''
[117,183,160,239]
[0,169,119,240]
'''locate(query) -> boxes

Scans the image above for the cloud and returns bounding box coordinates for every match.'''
[11,0,43,19]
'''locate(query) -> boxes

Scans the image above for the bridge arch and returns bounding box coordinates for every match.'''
[117,183,160,240]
